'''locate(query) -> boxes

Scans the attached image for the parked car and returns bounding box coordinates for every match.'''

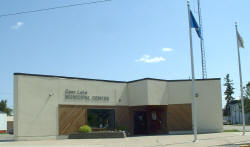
[223,120,231,125]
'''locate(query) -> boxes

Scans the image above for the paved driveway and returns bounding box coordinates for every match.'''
[224,125,250,131]
[0,134,14,143]
[1,133,250,147]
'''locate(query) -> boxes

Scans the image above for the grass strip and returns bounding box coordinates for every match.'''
[224,129,240,132]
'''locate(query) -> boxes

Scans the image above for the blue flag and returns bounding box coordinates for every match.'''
[190,10,202,39]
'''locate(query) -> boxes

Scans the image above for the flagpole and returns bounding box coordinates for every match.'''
[235,22,246,135]
[187,0,198,142]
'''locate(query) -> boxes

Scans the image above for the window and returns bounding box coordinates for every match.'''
[87,109,115,129]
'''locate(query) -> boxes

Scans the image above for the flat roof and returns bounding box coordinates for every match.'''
[14,73,220,83]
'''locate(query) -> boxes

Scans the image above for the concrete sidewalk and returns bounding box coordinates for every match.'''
[1,132,250,147]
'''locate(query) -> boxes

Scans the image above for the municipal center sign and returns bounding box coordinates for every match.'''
[64,89,109,102]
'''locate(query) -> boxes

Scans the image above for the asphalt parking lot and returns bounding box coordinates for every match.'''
[0,132,250,147]
[1,125,249,147]
[0,134,14,142]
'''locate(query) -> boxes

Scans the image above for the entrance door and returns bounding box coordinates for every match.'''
[134,111,148,135]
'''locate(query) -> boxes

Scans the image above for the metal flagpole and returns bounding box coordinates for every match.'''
[235,22,246,135]
[187,0,198,142]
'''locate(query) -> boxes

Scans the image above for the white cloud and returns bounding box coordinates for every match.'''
[136,55,165,63]
[162,48,173,52]
[12,22,24,29]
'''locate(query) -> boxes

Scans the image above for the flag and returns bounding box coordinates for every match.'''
[237,30,244,48]
[190,10,202,39]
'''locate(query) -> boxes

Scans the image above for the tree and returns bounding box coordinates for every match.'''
[240,98,250,113]
[244,82,250,98]
[223,74,235,116]
[0,99,12,116]
[239,82,250,113]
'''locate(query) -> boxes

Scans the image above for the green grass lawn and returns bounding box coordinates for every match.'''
[233,124,250,126]
[224,129,241,132]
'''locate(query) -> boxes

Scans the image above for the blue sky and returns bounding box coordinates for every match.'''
[0,0,249,109]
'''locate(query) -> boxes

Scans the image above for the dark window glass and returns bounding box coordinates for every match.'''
[87,109,115,129]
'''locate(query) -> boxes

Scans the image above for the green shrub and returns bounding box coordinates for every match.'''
[116,126,127,131]
[79,125,92,133]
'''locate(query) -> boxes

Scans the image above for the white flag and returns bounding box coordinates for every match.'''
[237,30,244,48]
